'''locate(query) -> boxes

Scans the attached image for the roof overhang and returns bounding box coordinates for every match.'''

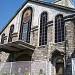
[0,40,35,52]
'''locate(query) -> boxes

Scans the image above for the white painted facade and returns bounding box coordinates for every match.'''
[0,1,74,45]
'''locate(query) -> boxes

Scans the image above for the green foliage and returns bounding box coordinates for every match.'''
[24,71,29,75]
[2,73,7,75]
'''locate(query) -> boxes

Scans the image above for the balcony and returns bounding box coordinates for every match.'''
[0,40,35,52]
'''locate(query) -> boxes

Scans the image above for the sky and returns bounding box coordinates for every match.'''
[0,0,75,31]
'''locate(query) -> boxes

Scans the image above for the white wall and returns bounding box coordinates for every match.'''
[54,0,74,8]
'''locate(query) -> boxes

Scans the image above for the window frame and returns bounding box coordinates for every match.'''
[55,14,64,43]
[1,33,5,44]
[39,12,48,46]
[8,24,14,42]
[19,7,32,43]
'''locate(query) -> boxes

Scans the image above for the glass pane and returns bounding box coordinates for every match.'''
[55,14,64,43]
[39,12,47,45]
[23,9,31,23]
[22,23,28,42]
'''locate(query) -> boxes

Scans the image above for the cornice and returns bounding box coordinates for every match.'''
[64,14,75,22]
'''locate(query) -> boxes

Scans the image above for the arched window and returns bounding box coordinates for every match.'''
[19,7,32,43]
[39,12,48,46]
[1,33,5,44]
[55,14,64,43]
[8,25,14,42]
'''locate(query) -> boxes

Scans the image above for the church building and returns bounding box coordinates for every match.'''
[0,0,75,75]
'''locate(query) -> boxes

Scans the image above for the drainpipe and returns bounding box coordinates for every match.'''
[64,24,67,75]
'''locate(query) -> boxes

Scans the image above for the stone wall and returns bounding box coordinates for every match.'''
[65,20,75,58]
[30,26,38,46]
[32,45,48,60]
[64,19,75,75]
[0,52,9,62]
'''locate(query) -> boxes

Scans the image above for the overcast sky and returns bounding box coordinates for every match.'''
[0,0,75,31]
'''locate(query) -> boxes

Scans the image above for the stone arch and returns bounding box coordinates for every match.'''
[51,49,64,58]
[51,49,64,75]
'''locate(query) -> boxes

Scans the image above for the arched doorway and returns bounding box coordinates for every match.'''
[56,58,64,75]
[51,50,64,75]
